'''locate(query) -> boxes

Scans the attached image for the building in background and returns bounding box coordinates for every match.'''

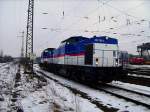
[137,43,150,64]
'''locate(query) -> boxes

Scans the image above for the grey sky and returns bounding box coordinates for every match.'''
[0,0,150,57]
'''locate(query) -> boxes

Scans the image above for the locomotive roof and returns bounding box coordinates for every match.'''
[90,36,118,44]
[60,35,118,45]
[43,48,55,52]
[61,36,88,43]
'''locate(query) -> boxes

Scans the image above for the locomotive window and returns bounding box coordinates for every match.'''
[113,51,116,57]
[59,42,66,47]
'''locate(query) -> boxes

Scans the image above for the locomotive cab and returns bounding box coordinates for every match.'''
[40,48,55,65]
[84,36,120,67]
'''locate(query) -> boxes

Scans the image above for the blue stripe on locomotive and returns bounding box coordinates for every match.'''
[63,36,118,55]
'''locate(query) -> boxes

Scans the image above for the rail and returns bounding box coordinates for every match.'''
[35,68,150,109]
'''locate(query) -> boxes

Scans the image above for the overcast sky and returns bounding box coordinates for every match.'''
[0,0,150,57]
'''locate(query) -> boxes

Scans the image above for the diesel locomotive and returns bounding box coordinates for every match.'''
[40,36,126,83]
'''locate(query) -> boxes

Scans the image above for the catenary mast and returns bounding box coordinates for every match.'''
[25,0,34,73]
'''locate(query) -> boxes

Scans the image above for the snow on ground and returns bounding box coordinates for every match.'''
[20,75,103,112]
[21,90,51,112]
[45,79,102,112]
[0,63,103,112]
[35,66,150,112]
[1,63,150,112]
[18,69,51,112]
[0,62,18,112]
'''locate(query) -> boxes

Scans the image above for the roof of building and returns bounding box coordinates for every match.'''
[137,43,150,50]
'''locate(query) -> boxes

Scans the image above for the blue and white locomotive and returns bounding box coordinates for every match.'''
[40,36,126,83]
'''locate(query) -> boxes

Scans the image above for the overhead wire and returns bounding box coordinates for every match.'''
[45,20,147,40]
[102,1,150,22]
[54,0,113,37]
[59,0,115,38]
[36,0,88,50]
[46,18,147,39]
[37,0,150,52]
[97,1,146,24]
[73,0,146,35]
[83,18,146,38]
[61,0,86,19]
[82,1,149,38]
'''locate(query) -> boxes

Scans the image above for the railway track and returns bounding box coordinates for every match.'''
[119,75,150,87]
[127,68,150,76]
[128,70,150,76]
[35,70,119,112]
[105,84,150,97]
[97,84,150,109]
[117,66,150,87]
[35,69,150,110]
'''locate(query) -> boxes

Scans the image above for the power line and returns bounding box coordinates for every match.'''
[55,0,112,36]
[84,1,147,28]
[65,1,148,38]
[36,0,113,49]
[101,1,150,22]
[37,0,150,53]
[75,1,150,37]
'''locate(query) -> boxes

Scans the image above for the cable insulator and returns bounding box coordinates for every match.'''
[62,11,64,19]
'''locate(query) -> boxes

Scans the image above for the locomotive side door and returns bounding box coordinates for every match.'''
[103,50,114,66]
[85,44,93,65]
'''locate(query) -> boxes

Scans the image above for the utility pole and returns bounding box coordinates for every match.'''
[18,31,24,58]
[25,0,34,73]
